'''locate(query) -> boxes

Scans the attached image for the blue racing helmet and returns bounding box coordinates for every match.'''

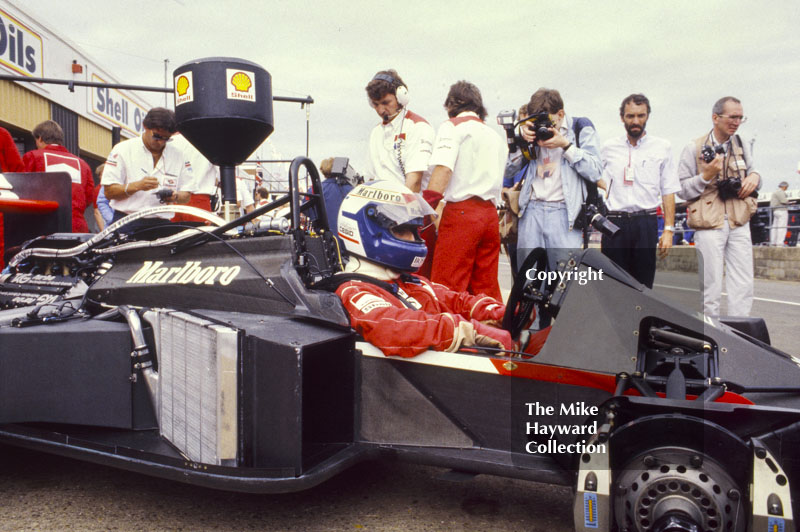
[337,180,434,272]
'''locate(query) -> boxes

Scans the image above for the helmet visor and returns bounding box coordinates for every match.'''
[370,193,436,228]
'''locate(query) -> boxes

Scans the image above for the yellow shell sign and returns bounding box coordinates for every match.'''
[226,68,256,102]
[176,75,190,96]
[174,71,194,106]
[231,72,252,92]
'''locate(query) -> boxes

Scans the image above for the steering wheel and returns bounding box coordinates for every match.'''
[501,247,549,340]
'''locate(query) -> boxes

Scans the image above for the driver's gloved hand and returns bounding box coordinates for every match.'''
[471,319,515,352]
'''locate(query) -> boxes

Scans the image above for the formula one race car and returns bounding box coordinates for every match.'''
[2,58,800,532]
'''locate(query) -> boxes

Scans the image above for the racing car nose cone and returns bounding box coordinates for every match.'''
[173,57,274,166]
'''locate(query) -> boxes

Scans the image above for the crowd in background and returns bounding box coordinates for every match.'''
[0,77,794,321]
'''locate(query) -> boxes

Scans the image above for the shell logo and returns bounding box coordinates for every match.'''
[231,71,252,92]
[176,75,190,96]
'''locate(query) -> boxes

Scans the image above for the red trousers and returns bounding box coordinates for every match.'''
[431,197,502,301]
[171,194,212,224]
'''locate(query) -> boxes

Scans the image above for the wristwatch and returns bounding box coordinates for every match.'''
[663,225,675,232]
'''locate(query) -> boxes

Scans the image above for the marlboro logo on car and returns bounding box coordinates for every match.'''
[126,261,241,286]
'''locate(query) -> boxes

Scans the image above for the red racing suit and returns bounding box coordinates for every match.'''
[0,126,24,268]
[334,262,514,358]
[22,144,96,233]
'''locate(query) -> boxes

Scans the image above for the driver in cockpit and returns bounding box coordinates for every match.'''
[330,180,549,358]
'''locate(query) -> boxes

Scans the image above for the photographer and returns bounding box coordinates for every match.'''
[600,94,680,289]
[677,96,760,317]
[506,88,603,272]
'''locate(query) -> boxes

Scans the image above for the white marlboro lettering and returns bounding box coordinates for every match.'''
[127,261,163,283]
[175,261,204,283]
[127,261,242,286]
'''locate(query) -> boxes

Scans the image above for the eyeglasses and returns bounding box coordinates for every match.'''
[150,132,173,142]
[718,115,747,123]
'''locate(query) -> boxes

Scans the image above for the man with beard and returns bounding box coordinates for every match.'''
[599,93,680,288]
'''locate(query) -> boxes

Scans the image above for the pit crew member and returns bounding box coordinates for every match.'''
[0,125,23,268]
[366,70,437,277]
[101,107,192,231]
[426,80,506,301]
[22,120,95,233]
[365,70,434,193]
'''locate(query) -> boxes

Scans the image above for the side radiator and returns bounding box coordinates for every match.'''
[144,309,239,466]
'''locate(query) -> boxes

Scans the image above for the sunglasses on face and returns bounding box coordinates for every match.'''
[151,132,173,142]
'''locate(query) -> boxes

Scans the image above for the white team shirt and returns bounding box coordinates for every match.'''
[367,109,434,185]
[236,171,255,215]
[171,133,219,195]
[101,136,193,219]
[428,111,507,204]
[601,133,680,212]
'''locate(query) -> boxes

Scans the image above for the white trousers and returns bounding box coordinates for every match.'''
[770,209,789,246]
[694,219,753,317]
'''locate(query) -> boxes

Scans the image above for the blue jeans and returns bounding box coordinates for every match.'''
[516,200,582,272]
[516,200,582,328]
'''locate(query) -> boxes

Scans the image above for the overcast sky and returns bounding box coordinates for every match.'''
[19,0,800,192]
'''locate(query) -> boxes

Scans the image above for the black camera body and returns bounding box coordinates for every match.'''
[717,177,757,201]
[701,144,725,163]
[699,145,757,200]
[154,188,174,203]
[528,112,555,141]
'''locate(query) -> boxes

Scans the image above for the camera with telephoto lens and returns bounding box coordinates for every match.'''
[701,144,725,163]
[154,188,174,203]
[574,201,620,238]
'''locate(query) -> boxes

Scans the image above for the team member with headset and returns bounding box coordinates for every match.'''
[365,70,434,193]
[365,70,437,276]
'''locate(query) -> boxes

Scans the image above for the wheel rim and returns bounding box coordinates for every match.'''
[614,447,744,532]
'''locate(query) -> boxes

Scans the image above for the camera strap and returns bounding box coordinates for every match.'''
[731,134,747,179]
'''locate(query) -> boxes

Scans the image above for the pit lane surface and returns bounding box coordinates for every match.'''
[0,445,572,531]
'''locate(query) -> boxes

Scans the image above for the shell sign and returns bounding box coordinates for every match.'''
[174,71,193,106]
[226,69,255,102]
